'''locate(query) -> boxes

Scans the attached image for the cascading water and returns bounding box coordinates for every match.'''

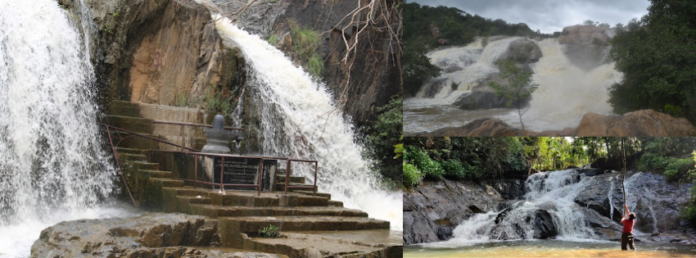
[0,1,132,257]
[432,170,604,247]
[212,16,402,230]
[404,36,624,133]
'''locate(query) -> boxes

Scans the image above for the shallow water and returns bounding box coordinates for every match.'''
[0,202,139,258]
[404,240,696,258]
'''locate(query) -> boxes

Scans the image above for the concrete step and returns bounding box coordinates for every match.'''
[293,190,330,199]
[117,153,147,162]
[115,147,149,155]
[274,175,305,184]
[219,216,391,247]
[328,200,344,207]
[189,204,368,218]
[109,101,142,118]
[105,115,154,134]
[131,161,159,171]
[275,183,316,192]
[162,187,210,197]
[139,170,172,179]
[240,230,402,258]
[149,178,185,188]
[208,191,280,207]
[111,132,160,150]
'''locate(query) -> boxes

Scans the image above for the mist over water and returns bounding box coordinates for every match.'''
[213,16,402,230]
[0,0,132,257]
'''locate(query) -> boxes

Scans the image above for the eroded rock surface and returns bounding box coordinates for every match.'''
[403,179,524,244]
[30,213,279,258]
[557,25,615,70]
[576,110,696,136]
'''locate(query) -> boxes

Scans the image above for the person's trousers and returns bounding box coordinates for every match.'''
[621,233,635,250]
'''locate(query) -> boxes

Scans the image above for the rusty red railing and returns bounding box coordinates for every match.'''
[101,122,318,200]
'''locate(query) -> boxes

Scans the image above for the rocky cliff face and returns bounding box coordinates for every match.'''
[403,178,525,245]
[558,24,615,70]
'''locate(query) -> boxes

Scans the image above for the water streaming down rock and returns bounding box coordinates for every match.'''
[212,16,402,230]
[438,170,602,246]
[406,37,623,132]
[0,0,126,256]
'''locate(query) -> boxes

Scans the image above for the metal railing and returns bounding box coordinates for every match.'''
[101,121,318,202]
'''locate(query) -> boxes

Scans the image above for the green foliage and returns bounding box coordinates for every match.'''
[402,2,559,97]
[403,40,441,96]
[609,0,696,123]
[267,34,278,46]
[404,145,444,180]
[403,162,422,189]
[205,85,232,115]
[440,159,471,179]
[175,93,187,107]
[289,22,324,78]
[365,96,403,185]
[488,59,539,131]
[664,158,694,182]
[258,224,281,238]
[450,81,458,91]
[307,52,324,78]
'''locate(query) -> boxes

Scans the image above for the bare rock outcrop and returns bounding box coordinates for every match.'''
[408,118,575,137]
[31,213,279,258]
[576,110,696,136]
[557,24,615,70]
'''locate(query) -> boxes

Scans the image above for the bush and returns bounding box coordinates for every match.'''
[664,158,695,182]
[637,153,670,172]
[403,163,422,188]
[440,159,471,179]
[404,145,444,179]
[258,224,281,238]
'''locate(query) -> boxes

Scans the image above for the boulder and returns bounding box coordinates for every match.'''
[500,39,543,64]
[403,179,506,245]
[31,213,279,258]
[419,78,448,98]
[409,118,576,137]
[454,91,530,110]
[575,110,696,136]
[557,25,615,70]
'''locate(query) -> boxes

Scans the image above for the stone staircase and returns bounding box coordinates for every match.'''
[107,101,399,257]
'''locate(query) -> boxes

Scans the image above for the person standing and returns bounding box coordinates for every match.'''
[621,203,636,250]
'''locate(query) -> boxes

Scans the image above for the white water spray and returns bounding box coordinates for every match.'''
[405,37,624,132]
[212,16,402,230]
[0,1,127,256]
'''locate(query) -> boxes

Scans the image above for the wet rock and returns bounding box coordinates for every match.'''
[577,168,606,177]
[454,91,530,110]
[403,179,506,244]
[576,110,696,136]
[420,78,448,98]
[31,213,277,258]
[500,39,543,64]
[558,25,615,70]
[409,118,576,137]
[531,210,558,239]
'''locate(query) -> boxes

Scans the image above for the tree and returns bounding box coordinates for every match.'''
[609,0,696,123]
[489,59,539,132]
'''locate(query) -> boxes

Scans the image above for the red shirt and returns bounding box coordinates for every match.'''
[622,219,634,233]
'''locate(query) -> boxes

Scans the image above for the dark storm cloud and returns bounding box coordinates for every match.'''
[409,0,650,33]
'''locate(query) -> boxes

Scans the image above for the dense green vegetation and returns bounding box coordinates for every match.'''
[403,136,696,224]
[402,1,558,96]
[364,95,403,187]
[609,0,696,124]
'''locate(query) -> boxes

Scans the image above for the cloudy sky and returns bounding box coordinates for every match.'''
[409,0,651,33]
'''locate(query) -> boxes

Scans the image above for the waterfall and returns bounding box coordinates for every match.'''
[405,37,624,132]
[212,16,402,230]
[0,1,128,256]
[439,170,600,246]
[516,39,622,131]
[410,37,520,106]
